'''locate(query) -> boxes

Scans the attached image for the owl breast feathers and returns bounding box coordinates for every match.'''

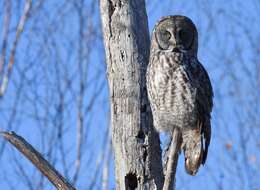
[146,15,213,175]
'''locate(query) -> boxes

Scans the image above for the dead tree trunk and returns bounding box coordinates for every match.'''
[100,0,164,189]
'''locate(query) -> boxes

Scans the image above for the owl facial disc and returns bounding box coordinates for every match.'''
[154,15,198,54]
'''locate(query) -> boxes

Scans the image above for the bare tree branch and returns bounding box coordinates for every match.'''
[0,131,76,190]
[163,128,182,190]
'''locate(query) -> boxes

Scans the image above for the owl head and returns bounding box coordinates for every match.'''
[151,15,198,55]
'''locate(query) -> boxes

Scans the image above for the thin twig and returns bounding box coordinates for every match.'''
[0,0,32,98]
[163,128,182,190]
[0,0,11,78]
[0,131,76,190]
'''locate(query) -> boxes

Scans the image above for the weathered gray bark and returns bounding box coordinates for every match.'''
[100,0,164,189]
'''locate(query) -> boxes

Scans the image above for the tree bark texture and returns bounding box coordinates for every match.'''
[100,0,163,189]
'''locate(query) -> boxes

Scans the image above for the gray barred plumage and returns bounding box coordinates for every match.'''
[146,15,213,175]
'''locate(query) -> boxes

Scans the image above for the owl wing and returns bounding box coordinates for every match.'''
[195,61,213,164]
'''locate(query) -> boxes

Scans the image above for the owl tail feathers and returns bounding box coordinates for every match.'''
[182,122,205,176]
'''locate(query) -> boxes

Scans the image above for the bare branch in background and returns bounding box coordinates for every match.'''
[0,0,11,78]
[0,0,32,98]
[0,0,108,189]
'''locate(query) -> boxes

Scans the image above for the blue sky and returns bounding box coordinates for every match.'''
[0,0,260,189]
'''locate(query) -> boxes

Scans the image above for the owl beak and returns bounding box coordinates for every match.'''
[171,45,187,53]
[171,47,180,53]
[171,45,185,53]
[169,33,186,53]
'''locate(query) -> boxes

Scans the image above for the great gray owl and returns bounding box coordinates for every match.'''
[146,15,213,175]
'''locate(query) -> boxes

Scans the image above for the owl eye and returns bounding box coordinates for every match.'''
[179,29,191,42]
[162,31,171,41]
[179,29,188,40]
[178,29,193,48]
